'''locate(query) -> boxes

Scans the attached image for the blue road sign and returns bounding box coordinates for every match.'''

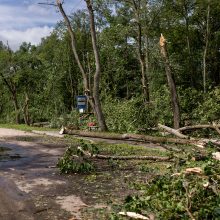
[76,95,87,110]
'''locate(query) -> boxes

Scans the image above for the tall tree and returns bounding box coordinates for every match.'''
[202,0,210,93]
[85,0,108,131]
[0,47,20,124]
[56,0,108,131]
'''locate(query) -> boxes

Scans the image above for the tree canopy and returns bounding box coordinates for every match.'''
[0,0,220,131]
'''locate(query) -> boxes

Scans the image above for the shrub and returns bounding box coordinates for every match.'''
[123,158,220,219]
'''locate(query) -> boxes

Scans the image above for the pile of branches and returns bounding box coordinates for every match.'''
[119,154,220,220]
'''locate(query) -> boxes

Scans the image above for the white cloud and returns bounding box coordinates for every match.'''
[0,4,57,30]
[0,0,86,50]
[0,26,54,50]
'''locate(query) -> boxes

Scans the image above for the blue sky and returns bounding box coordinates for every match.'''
[0,0,86,50]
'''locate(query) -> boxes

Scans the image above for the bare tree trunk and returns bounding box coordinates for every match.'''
[185,16,194,87]
[12,92,20,124]
[86,52,92,112]
[56,0,96,113]
[203,2,210,93]
[56,0,107,131]
[159,34,180,129]
[23,92,30,125]
[145,35,150,91]
[132,0,150,102]
[1,73,20,124]
[85,0,108,131]
[56,1,89,92]
[67,55,75,111]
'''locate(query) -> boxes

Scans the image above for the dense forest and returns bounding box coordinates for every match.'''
[0,0,220,132]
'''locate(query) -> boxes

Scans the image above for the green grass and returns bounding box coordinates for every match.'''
[98,142,169,157]
[0,123,58,132]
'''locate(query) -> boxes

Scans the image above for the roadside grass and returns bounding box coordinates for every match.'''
[98,142,168,157]
[0,123,58,132]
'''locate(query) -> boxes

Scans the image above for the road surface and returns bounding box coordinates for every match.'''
[0,128,88,220]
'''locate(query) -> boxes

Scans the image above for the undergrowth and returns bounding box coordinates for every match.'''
[112,150,220,219]
[57,140,99,173]
[57,140,220,219]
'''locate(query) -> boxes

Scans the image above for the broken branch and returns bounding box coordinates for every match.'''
[158,123,189,139]
[77,147,171,161]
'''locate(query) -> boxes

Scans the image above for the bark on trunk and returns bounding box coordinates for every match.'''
[57,0,107,130]
[60,126,220,149]
[12,93,20,124]
[158,123,189,139]
[158,124,220,149]
[138,26,150,102]
[133,0,150,102]
[23,93,30,126]
[85,0,108,131]
[159,34,180,129]
[77,147,170,161]
[60,127,198,145]
[203,2,210,93]
[56,0,95,112]
[56,1,90,93]
[178,124,220,133]
[1,73,20,124]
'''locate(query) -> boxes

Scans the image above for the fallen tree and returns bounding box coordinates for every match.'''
[178,123,220,133]
[60,126,220,148]
[158,124,220,148]
[60,126,197,145]
[158,124,189,139]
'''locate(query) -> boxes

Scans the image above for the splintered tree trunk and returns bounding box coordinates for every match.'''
[160,34,180,129]
[85,0,108,131]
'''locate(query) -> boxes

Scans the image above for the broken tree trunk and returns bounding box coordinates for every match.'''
[160,34,180,129]
[178,124,220,134]
[158,124,220,148]
[213,122,220,135]
[158,124,189,139]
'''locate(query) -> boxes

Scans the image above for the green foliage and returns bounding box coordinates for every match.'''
[103,97,139,133]
[192,87,220,123]
[179,87,220,125]
[57,140,99,173]
[1,0,220,128]
[103,88,172,133]
[122,158,220,219]
[50,110,80,128]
